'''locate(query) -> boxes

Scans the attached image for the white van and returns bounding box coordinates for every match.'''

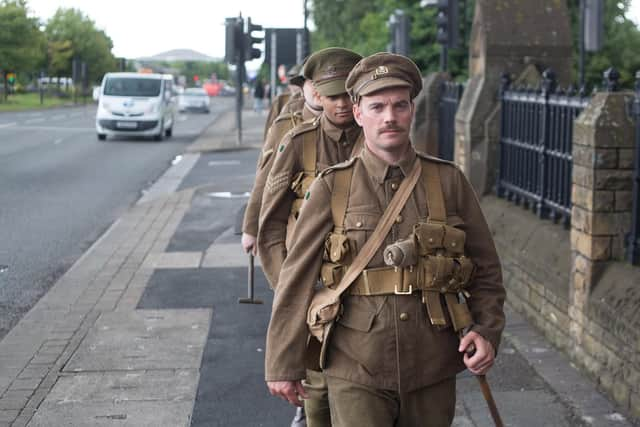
[95,72,177,141]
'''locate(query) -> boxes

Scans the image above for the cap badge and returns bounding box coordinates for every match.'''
[375,66,389,76]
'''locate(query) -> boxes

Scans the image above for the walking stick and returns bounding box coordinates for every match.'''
[238,253,263,304]
[462,336,504,427]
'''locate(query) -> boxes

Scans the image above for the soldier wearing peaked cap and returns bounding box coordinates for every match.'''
[241,61,320,259]
[265,52,505,427]
[259,47,364,427]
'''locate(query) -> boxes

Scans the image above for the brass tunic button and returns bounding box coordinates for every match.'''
[356,221,363,228]
[395,215,403,224]
[391,182,398,191]
[399,312,409,321]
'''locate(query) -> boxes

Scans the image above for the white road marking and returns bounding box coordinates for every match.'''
[51,114,66,121]
[206,192,250,198]
[208,160,241,166]
[13,125,94,132]
[25,118,45,124]
[0,122,17,129]
[54,138,64,145]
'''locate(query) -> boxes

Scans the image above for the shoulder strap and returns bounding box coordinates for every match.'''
[331,159,422,298]
[421,160,447,224]
[331,167,353,234]
[349,131,364,158]
[302,129,317,175]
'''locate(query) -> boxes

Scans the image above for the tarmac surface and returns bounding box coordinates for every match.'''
[0,105,637,426]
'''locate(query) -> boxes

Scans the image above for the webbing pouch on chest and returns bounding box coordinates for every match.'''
[326,233,350,263]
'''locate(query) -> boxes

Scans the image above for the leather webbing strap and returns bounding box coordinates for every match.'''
[422,160,448,326]
[331,167,353,234]
[349,131,364,158]
[422,161,447,224]
[327,159,422,302]
[302,129,317,176]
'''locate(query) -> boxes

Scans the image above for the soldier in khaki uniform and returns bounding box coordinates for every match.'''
[259,47,363,427]
[263,64,305,140]
[241,66,320,256]
[258,47,363,287]
[265,53,505,427]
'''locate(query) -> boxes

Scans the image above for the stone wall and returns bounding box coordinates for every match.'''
[478,87,640,420]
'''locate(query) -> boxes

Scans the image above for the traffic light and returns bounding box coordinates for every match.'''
[435,0,458,49]
[225,17,244,65]
[193,75,199,83]
[244,17,263,61]
[7,73,16,85]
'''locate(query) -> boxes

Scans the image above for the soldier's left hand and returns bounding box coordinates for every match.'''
[459,331,495,375]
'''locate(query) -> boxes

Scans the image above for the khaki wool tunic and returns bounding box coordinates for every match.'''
[242,98,310,237]
[263,92,292,139]
[265,145,505,392]
[258,114,362,287]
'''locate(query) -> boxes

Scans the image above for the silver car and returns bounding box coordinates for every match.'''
[178,87,210,113]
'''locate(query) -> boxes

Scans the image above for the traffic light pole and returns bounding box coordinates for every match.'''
[236,61,244,146]
[440,45,448,72]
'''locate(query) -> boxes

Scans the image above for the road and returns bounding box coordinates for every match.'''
[0,98,233,339]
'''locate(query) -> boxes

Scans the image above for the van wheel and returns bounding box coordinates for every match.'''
[97,133,106,141]
[154,121,164,141]
[165,127,172,138]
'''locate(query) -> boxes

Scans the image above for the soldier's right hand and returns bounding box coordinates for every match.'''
[241,233,257,256]
[267,380,307,407]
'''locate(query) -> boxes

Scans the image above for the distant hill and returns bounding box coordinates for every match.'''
[138,49,220,62]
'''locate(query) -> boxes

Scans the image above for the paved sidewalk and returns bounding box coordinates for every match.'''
[0,104,637,426]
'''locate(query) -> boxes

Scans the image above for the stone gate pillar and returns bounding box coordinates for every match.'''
[455,0,573,194]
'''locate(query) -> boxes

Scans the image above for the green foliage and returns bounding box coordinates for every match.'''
[309,0,473,78]
[45,8,117,84]
[567,0,640,89]
[310,0,640,88]
[0,0,46,98]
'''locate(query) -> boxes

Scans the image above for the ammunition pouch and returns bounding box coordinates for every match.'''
[290,171,316,220]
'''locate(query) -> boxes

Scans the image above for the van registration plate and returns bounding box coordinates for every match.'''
[116,121,137,129]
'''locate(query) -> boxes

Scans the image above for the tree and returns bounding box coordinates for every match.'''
[310,0,472,78]
[0,0,45,100]
[310,0,640,87]
[45,8,117,85]
[567,0,640,88]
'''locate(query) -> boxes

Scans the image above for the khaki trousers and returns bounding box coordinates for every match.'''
[303,369,332,427]
[326,376,456,427]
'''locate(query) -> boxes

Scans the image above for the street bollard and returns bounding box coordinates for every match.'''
[238,254,263,304]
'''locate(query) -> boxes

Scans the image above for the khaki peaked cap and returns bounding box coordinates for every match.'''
[346,52,423,101]
[287,62,305,87]
[303,47,362,96]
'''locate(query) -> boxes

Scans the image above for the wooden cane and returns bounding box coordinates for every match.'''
[462,338,504,427]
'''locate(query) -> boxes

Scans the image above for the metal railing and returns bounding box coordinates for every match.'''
[496,69,591,225]
[629,71,640,265]
[438,81,464,161]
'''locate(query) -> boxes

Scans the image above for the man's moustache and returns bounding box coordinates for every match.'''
[378,126,405,134]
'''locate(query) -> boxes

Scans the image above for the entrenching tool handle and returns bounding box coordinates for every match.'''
[239,253,263,304]
[476,375,504,427]
[462,336,504,427]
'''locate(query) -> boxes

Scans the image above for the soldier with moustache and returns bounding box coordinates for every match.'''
[265,53,505,427]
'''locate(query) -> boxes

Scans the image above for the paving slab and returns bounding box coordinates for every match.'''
[28,369,197,427]
[142,252,203,269]
[63,310,210,372]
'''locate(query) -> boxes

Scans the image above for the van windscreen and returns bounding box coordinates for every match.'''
[104,78,161,97]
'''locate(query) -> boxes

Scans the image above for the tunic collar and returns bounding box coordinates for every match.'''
[320,114,359,143]
[361,142,418,184]
[302,104,317,120]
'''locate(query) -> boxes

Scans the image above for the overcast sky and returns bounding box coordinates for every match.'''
[26,0,640,60]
